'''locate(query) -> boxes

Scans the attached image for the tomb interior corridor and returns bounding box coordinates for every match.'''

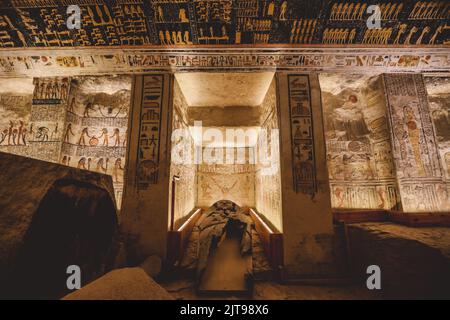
[0,0,449,301]
[1,70,448,300]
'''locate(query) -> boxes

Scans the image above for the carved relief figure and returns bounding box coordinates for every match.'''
[403,105,425,176]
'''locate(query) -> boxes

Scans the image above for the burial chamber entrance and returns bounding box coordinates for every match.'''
[166,72,284,294]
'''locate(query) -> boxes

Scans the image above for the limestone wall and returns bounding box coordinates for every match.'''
[60,75,131,209]
[121,74,172,263]
[255,78,283,232]
[277,73,336,277]
[0,76,132,209]
[319,74,399,210]
[0,77,66,161]
[424,76,450,182]
[197,147,255,208]
[384,74,449,212]
[169,79,196,226]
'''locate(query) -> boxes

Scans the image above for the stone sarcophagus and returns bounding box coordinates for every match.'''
[0,152,119,299]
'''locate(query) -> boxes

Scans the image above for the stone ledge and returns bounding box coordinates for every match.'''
[63,267,174,300]
[347,222,450,299]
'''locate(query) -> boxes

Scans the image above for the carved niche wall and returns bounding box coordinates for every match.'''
[61,75,131,209]
[255,77,282,232]
[320,74,399,210]
[384,74,449,212]
[169,79,196,224]
[197,147,255,208]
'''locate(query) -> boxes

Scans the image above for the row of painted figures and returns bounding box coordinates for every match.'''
[0,121,58,145]
[61,155,124,183]
[33,78,69,101]
[64,124,126,147]
[0,120,127,147]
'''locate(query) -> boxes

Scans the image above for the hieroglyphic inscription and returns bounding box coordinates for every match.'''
[288,74,317,196]
[137,74,164,189]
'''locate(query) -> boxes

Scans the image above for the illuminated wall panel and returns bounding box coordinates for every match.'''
[320,74,399,210]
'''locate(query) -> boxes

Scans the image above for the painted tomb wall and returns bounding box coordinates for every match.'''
[169,79,197,226]
[0,77,68,163]
[0,75,131,209]
[0,77,34,158]
[197,147,255,208]
[384,74,449,212]
[424,76,450,182]
[61,75,131,209]
[319,74,399,210]
[254,78,283,232]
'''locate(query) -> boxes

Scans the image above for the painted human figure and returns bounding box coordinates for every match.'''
[83,102,94,117]
[33,78,40,99]
[364,154,375,179]
[60,79,68,100]
[51,123,58,141]
[393,24,407,44]
[332,95,369,141]
[96,158,109,174]
[99,128,109,146]
[78,127,91,146]
[157,6,164,22]
[0,130,8,145]
[21,127,27,145]
[51,81,59,99]
[404,26,418,45]
[64,123,75,143]
[179,8,189,22]
[165,30,172,45]
[12,128,18,145]
[377,188,387,209]
[17,121,25,145]
[38,81,45,99]
[77,157,87,169]
[403,105,425,176]
[429,24,443,45]
[184,31,192,44]
[7,121,14,145]
[159,31,166,45]
[334,187,345,207]
[279,1,288,20]
[68,97,76,113]
[342,154,353,180]
[110,128,120,147]
[113,158,124,182]
[45,82,52,99]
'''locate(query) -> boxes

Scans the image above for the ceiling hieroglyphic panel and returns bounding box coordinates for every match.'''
[0,0,448,48]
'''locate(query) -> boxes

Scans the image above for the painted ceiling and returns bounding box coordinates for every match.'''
[0,0,448,48]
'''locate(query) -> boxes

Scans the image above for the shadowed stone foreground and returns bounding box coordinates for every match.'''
[63,268,174,300]
[347,222,450,299]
